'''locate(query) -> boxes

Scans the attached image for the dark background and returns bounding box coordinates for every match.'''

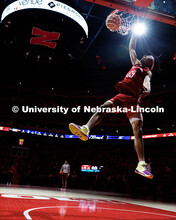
[0,0,175,134]
[0,0,175,202]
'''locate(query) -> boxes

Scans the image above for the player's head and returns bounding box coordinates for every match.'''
[140,55,155,70]
[64,160,68,164]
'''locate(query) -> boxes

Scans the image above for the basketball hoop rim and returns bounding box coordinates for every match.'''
[106,10,138,35]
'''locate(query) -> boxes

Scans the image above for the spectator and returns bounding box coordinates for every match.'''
[60,161,70,189]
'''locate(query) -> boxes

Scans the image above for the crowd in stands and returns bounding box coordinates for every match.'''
[0,132,176,202]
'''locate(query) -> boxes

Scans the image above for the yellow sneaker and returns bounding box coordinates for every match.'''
[135,162,153,179]
[69,123,89,141]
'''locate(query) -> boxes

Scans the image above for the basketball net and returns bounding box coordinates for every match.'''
[107,10,137,35]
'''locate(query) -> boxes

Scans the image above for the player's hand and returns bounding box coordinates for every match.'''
[139,90,150,100]
[138,90,150,106]
[137,97,142,106]
[141,90,150,97]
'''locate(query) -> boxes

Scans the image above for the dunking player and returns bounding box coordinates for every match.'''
[69,34,154,179]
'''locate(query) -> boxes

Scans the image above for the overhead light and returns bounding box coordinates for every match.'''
[132,22,147,36]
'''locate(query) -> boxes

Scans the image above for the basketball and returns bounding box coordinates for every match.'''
[60,171,64,175]
[105,13,122,32]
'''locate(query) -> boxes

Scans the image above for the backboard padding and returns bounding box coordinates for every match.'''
[85,0,176,26]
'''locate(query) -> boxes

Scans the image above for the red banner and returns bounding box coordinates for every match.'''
[131,132,176,139]
[0,126,10,131]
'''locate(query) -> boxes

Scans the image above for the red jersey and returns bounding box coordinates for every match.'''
[115,64,149,98]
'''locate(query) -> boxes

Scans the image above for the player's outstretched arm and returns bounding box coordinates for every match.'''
[129,34,140,66]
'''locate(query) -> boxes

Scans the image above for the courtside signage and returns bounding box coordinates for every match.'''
[1,0,88,37]
[0,125,176,140]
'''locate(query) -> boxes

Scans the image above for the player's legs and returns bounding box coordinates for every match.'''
[86,101,113,130]
[129,113,153,179]
[131,118,145,162]
[69,101,113,141]
[62,176,65,188]
[64,175,68,188]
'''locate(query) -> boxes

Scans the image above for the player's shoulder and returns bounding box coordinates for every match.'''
[140,66,152,77]
[132,63,142,71]
[133,60,141,66]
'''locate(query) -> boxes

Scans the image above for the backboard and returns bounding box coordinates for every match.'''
[85,0,176,26]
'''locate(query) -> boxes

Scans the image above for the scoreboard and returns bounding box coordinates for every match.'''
[81,165,104,173]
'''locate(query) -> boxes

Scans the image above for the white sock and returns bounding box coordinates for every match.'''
[139,161,146,165]
[83,125,90,132]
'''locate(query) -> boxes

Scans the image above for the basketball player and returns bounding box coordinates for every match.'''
[69,33,154,179]
[60,161,70,189]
